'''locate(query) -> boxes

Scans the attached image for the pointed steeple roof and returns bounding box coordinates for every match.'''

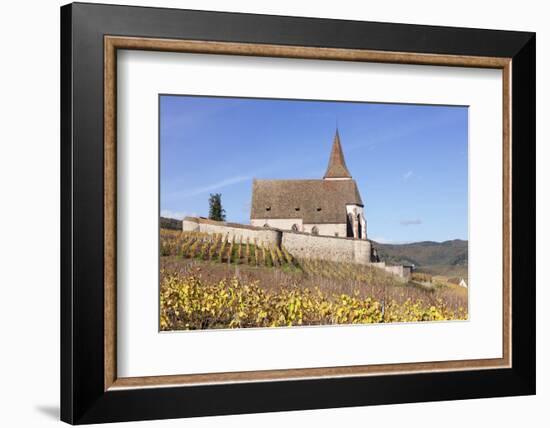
[323,129,352,179]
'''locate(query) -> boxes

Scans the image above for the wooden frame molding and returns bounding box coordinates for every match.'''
[104,35,512,391]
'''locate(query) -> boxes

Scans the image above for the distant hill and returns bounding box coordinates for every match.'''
[374,239,468,278]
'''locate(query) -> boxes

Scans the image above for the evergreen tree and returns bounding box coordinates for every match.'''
[208,193,226,221]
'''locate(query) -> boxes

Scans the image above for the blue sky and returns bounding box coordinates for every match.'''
[160,95,468,243]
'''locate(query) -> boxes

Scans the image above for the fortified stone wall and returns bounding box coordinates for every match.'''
[183,217,281,247]
[181,217,409,278]
[281,231,372,265]
[369,262,412,280]
[183,217,371,265]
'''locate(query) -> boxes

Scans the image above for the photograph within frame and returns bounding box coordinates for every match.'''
[159,94,470,332]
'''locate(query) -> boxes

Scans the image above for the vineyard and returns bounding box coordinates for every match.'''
[160,270,467,330]
[160,229,468,330]
[160,229,296,268]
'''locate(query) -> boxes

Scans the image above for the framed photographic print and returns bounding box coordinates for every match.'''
[61,2,535,424]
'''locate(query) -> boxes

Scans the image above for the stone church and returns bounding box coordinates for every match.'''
[250,130,367,240]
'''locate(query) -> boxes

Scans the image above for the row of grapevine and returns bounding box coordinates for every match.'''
[299,258,394,284]
[160,229,297,269]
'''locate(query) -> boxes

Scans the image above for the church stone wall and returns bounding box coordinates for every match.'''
[281,231,372,265]
[183,217,281,246]
[251,219,346,238]
[181,217,408,278]
[346,204,367,240]
[303,223,347,238]
[184,217,370,264]
[250,218,303,232]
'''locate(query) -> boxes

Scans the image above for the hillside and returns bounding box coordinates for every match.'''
[160,230,468,330]
[374,239,468,278]
[159,217,468,278]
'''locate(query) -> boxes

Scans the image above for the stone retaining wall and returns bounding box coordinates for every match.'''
[181,216,409,278]
[183,217,281,247]
[281,231,372,265]
[369,262,412,280]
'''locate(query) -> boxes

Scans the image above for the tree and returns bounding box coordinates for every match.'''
[208,193,226,221]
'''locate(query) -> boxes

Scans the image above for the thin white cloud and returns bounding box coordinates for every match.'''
[160,210,191,220]
[400,219,422,226]
[346,109,460,153]
[173,175,252,199]
[403,170,414,181]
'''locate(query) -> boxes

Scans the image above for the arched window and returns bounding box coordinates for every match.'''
[311,226,319,235]
[346,213,354,237]
[357,214,362,239]
[291,224,299,232]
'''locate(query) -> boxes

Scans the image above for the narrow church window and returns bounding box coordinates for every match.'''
[346,213,353,237]
[291,224,299,232]
[357,214,362,239]
[311,226,319,235]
